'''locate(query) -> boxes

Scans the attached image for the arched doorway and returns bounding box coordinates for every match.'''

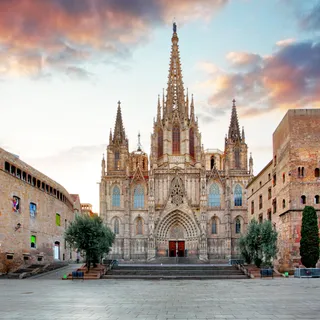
[155,210,199,257]
[54,241,60,260]
[168,224,185,257]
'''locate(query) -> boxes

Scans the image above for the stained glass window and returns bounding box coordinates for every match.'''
[172,125,180,154]
[189,128,195,158]
[234,184,242,206]
[134,185,144,208]
[112,186,120,207]
[158,129,163,157]
[208,183,220,207]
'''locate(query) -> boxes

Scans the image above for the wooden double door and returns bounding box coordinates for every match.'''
[169,241,185,257]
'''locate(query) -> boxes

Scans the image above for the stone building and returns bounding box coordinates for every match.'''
[0,147,79,271]
[100,24,253,261]
[247,109,320,271]
[81,203,97,217]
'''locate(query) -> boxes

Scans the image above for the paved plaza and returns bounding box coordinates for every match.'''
[0,277,320,320]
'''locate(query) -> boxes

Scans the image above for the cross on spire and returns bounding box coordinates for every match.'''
[137,132,142,152]
[113,100,126,144]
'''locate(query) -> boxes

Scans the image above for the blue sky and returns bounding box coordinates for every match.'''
[0,0,319,211]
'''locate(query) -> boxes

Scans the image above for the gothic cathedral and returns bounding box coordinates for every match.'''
[100,24,253,261]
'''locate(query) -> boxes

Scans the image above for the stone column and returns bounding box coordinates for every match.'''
[224,177,232,259]
[123,182,131,260]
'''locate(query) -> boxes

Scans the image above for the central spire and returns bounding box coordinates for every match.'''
[228,99,241,142]
[165,22,185,116]
[113,100,126,144]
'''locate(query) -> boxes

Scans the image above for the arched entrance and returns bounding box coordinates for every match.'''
[155,210,199,257]
[54,241,60,260]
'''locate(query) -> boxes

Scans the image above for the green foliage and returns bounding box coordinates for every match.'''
[245,219,262,266]
[239,219,278,268]
[300,206,319,268]
[239,235,251,264]
[65,214,115,271]
[261,220,278,267]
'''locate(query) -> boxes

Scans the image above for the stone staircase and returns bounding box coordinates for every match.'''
[104,263,249,280]
[66,264,106,280]
[6,262,68,279]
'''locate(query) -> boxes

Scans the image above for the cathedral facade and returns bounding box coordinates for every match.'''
[100,24,253,261]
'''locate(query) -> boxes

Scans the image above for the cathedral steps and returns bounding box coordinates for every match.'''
[104,264,249,280]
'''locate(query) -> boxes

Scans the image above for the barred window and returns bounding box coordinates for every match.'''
[211,218,218,234]
[235,219,241,234]
[114,218,120,235]
[136,218,143,235]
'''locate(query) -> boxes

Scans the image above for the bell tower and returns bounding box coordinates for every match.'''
[225,99,248,171]
[106,101,129,174]
[150,23,202,169]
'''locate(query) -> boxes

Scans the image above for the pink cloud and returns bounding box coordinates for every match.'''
[0,0,229,78]
[197,40,320,119]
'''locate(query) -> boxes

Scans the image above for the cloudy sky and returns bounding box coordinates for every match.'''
[1,0,319,211]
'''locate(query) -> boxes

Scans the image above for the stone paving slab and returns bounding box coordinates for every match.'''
[0,278,319,319]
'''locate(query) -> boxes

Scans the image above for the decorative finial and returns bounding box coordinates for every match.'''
[137,132,142,152]
[118,100,121,106]
[232,99,236,107]
[173,21,177,33]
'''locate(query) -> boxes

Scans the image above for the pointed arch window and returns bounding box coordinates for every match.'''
[112,186,120,207]
[189,128,195,158]
[208,183,220,207]
[114,218,120,235]
[114,151,120,170]
[172,125,180,154]
[134,185,144,208]
[234,184,242,206]
[211,156,215,169]
[158,128,163,158]
[235,147,240,168]
[136,218,143,235]
[211,218,218,234]
[235,218,241,234]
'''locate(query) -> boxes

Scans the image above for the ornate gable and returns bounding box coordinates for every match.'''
[169,175,185,206]
[131,165,145,185]
[207,166,224,188]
